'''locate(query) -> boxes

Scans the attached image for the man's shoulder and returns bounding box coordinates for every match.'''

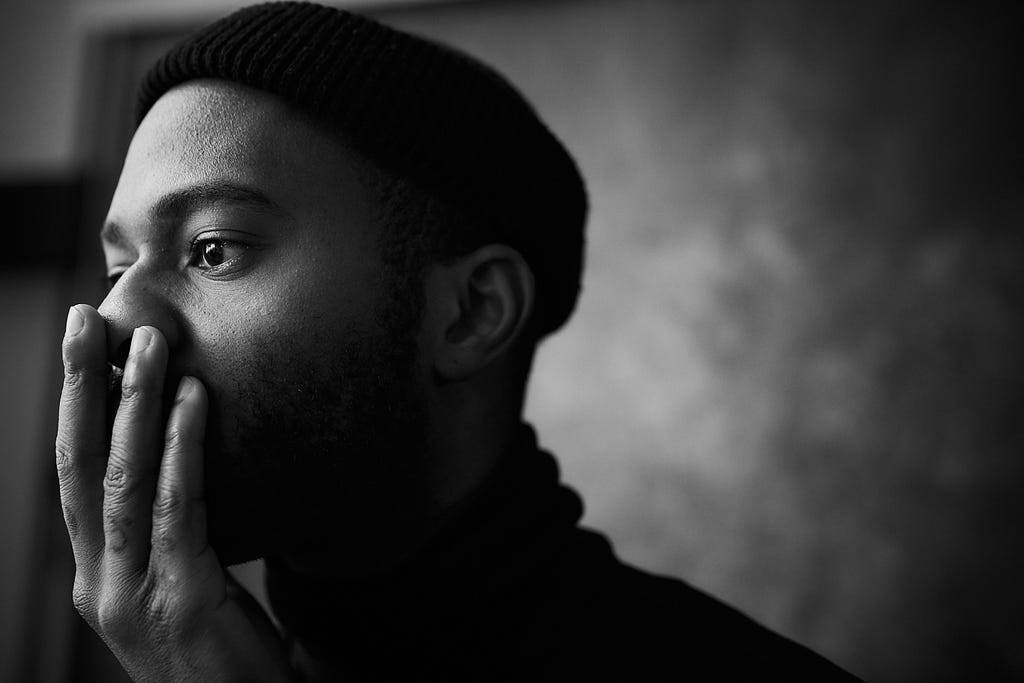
[535,527,862,680]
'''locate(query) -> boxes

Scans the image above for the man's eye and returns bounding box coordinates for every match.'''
[190,238,248,271]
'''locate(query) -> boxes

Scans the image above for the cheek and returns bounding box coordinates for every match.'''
[177,233,392,414]
[192,249,378,348]
[185,280,380,400]
[187,318,325,461]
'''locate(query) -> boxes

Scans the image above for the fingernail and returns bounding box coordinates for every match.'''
[65,306,84,337]
[130,326,153,355]
[175,376,195,403]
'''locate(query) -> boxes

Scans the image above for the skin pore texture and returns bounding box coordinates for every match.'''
[97,79,532,575]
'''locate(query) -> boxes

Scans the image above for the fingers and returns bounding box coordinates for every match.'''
[102,326,169,580]
[57,314,289,679]
[57,305,111,570]
[152,376,210,568]
[60,312,223,656]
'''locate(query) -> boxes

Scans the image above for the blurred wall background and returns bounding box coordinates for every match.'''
[1,0,1020,681]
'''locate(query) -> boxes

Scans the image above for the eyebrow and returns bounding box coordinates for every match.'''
[100,181,289,246]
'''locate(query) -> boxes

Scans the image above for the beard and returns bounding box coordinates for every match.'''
[104,276,432,568]
[202,291,430,567]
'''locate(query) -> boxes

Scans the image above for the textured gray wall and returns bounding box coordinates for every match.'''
[1,0,1019,680]
[385,1,1022,680]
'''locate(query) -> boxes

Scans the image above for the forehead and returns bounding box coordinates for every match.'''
[108,79,372,235]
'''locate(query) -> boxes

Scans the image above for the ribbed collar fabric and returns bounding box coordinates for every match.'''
[263,423,586,679]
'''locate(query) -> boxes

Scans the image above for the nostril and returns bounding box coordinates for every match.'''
[113,336,133,369]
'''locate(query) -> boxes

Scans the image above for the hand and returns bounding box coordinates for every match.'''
[56,304,295,682]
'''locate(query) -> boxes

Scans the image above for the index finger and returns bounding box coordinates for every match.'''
[57,304,111,567]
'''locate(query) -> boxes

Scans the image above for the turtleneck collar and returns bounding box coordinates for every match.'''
[264,422,586,679]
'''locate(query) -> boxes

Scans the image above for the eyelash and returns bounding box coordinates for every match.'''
[187,236,249,272]
[105,236,250,289]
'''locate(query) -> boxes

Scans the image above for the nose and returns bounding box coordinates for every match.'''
[97,267,182,368]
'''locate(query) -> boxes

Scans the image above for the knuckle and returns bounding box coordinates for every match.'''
[103,459,132,496]
[152,525,178,555]
[54,437,76,479]
[140,571,190,634]
[103,449,154,500]
[87,570,199,644]
[104,520,131,553]
[147,588,179,629]
[72,576,97,618]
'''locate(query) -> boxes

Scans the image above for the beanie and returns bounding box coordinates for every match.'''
[137,1,587,337]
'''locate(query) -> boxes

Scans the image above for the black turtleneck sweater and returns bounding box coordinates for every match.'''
[265,425,860,681]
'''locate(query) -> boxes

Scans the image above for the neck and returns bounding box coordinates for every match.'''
[264,423,586,663]
[278,379,520,581]
[424,374,520,509]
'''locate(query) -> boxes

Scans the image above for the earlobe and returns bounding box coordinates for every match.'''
[433,245,534,381]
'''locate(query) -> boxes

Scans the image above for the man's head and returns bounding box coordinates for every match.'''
[99,2,586,568]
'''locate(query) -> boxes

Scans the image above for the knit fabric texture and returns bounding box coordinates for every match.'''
[137,1,587,336]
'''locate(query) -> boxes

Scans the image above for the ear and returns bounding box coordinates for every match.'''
[428,244,535,381]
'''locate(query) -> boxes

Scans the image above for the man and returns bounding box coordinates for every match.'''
[57,2,859,680]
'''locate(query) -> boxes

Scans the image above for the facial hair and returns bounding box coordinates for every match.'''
[100,273,431,568]
[201,292,430,567]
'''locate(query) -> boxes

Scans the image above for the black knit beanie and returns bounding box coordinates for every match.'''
[137,1,587,337]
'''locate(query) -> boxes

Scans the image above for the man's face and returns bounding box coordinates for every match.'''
[100,80,430,566]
